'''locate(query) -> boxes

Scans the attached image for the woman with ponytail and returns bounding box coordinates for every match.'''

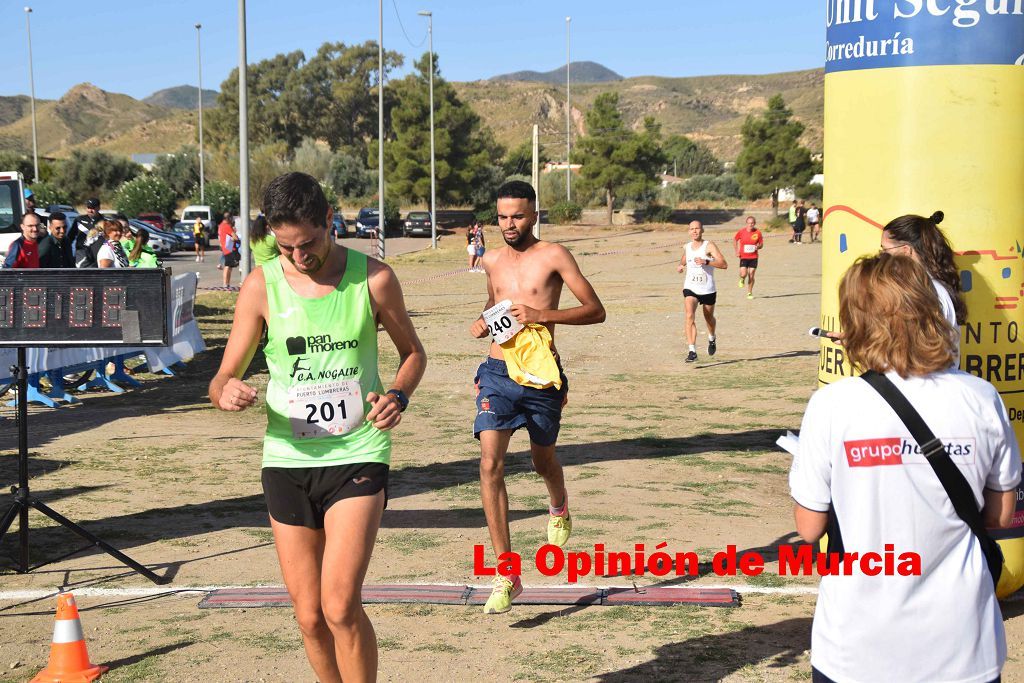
[128,228,161,268]
[879,211,966,328]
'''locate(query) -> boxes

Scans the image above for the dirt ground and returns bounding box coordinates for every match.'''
[1,220,1022,682]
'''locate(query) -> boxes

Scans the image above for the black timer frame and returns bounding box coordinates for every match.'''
[0,269,171,584]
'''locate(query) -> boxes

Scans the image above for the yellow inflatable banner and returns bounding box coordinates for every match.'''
[822,1,1024,595]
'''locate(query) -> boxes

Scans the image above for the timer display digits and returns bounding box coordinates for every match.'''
[0,269,169,347]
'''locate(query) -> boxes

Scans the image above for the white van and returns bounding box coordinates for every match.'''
[181,205,213,228]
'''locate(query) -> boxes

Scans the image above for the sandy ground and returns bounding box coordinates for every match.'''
[1,219,1022,682]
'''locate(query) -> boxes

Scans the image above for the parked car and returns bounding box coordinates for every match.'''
[170,221,196,249]
[127,219,176,256]
[403,211,432,237]
[136,212,167,231]
[45,204,76,214]
[0,171,27,257]
[354,208,379,238]
[332,214,348,239]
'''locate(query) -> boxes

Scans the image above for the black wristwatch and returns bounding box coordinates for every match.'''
[386,388,409,412]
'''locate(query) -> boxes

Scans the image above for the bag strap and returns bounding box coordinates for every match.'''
[860,370,990,541]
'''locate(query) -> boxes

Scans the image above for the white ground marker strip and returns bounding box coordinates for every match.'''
[0,583,819,603]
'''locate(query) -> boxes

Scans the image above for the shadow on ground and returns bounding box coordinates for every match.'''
[595,617,812,682]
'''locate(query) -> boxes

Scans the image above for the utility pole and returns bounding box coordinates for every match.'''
[24,7,38,183]
[196,23,205,203]
[377,0,386,260]
[238,0,251,278]
[565,16,571,204]
[418,10,436,249]
[532,125,540,239]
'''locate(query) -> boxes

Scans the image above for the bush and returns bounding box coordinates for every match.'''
[643,203,674,223]
[30,181,71,208]
[193,180,240,219]
[674,174,743,202]
[320,181,339,212]
[113,175,178,218]
[54,149,142,200]
[475,206,497,226]
[153,147,199,198]
[547,201,582,225]
[328,154,377,199]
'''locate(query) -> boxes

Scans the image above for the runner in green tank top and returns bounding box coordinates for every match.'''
[209,173,426,683]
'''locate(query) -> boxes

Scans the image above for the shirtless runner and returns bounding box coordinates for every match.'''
[469,180,606,614]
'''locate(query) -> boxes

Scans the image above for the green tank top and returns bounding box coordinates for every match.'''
[250,234,278,265]
[261,250,390,467]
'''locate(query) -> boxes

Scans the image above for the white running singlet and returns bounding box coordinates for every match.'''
[683,242,716,296]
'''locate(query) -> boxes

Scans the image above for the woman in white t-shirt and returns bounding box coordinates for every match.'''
[95,220,129,268]
[790,253,1020,683]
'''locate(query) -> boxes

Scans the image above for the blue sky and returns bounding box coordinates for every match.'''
[3,1,825,101]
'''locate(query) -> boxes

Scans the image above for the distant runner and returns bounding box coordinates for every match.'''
[678,220,727,362]
[734,216,764,300]
[469,180,605,614]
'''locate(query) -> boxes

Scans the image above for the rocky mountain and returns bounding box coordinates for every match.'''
[491,61,623,85]
[143,85,220,110]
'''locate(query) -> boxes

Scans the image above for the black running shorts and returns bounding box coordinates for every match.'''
[261,462,389,528]
[739,258,759,269]
[683,289,717,306]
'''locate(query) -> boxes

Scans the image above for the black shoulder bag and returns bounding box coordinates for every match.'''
[860,370,1003,587]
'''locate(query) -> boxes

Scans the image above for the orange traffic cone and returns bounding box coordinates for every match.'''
[31,593,107,683]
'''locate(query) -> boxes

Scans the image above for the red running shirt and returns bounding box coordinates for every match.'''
[733,228,763,260]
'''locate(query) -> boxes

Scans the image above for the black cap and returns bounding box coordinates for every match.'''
[86,198,100,209]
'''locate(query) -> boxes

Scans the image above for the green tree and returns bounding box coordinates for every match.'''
[295,42,404,156]
[661,135,721,176]
[153,146,200,198]
[113,176,178,218]
[576,93,666,225]
[207,51,307,149]
[54,149,142,201]
[735,94,813,213]
[30,181,71,207]
[328,153,377,200]
[502,140,549,178]
[378,53,504,208]
[192,180,240,219]
[0,152,34,180]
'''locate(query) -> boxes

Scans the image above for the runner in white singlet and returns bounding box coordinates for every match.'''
[677,220,727,363]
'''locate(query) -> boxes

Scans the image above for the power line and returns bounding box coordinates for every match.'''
[391,0,427,48]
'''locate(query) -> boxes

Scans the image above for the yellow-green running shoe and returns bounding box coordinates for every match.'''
[738,278,745,288]
[547,511,572,547]
[483,575,522,614]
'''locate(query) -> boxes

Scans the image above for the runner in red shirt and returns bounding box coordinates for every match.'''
[3,212,42,268]
[733,216,763,300]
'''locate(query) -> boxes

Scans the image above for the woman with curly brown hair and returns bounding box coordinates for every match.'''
[789,253,1019,683]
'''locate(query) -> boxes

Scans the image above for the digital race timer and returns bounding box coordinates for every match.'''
[0,269,170,347]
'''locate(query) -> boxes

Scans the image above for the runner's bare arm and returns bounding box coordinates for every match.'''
[209,268,266,411]
[676,251,686,273]
[703,242,728,269]
[734,238,742,257]
[366,260,427,429]
[470,264,497,338]
[510,246,606,326]
[793,503,828,543]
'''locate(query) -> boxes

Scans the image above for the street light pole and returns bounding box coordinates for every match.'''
[238,0,251,278]
[418,10,436,250]
[377,0,386,260]
[24,7,38,183]
[195,23,205,204]
[565,16,571,204]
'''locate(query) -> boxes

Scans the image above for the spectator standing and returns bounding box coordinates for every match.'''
[788,201,798,243]
[807,203,822,243]
[219,213,240,287]
[249,213,278,266]
[24,188,37,215]
[193,216,207,262]
[790,253,1019,682]
[38,212,75,268]
[128,228,161,268]
[72,197,103,261]
[95,219,129,268]
[3,212,43,268]
[793,200,807,244]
